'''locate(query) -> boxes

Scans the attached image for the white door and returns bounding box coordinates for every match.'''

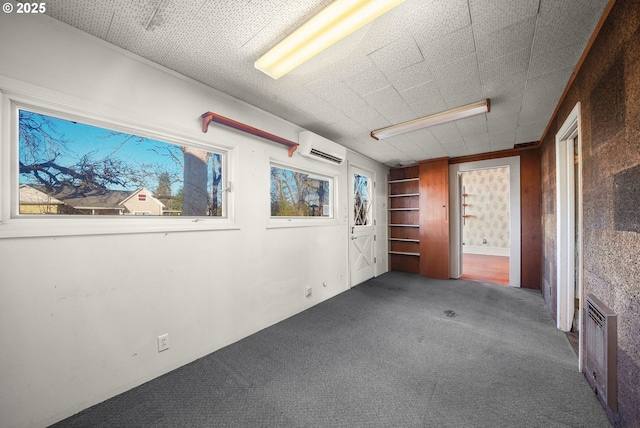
[349,165,375,287]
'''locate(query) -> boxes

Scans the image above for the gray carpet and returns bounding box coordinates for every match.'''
[51,272,611,427]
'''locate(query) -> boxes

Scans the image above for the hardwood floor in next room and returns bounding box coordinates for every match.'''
[460,254,510,286]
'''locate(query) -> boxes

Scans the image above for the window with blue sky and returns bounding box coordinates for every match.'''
[18,109,223,216]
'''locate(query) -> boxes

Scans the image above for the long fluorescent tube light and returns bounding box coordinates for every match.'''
[255,0,405,79]
[371,99,491,140]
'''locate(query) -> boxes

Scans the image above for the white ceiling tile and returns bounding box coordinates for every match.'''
[487,112,520,134]
[475,16,536,64]
[430,122,462,144]
[479,48,530,91]
[528,42,584,79]
[463,132,491,150]
[489,131,517,150]
[399,82,441,106]
[537,0,609,38]
[418,25,476,69]
[362,86,414,124]
[409,95,449,119]
[387,60,433,93]
[457,115,489,137]
[406,129,441,147]
[46,0,113,40]
[470,0,540,35]
[431,54,484,108]
[522,66,572,107]
[407,0,471,40]
[515,121,546,143]
[345,63,391,96]
[443,139,471,157]
[305,79,366,111]
[344,105,391,132]
[368,36,425,75]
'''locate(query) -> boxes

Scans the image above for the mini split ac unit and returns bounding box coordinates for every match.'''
[298,131,346,165]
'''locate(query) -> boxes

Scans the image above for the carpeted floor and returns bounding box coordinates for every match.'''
[51,272,610,427]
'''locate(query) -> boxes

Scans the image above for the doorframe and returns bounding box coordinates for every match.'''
[347,162,377,288]
[449,156,521,286]
[555,102,583,370]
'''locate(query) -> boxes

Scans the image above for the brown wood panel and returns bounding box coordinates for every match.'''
[520,149,542,289]
[388,180,419,194]
[419,158,450,279]
[389,165,419,181]
[389,240,420,254]
[390,253,420,273]
[389,226,420,240]
[389,210,419,225]
[389,197,419,209]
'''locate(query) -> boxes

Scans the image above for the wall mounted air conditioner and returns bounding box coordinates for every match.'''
[298,131,346,165]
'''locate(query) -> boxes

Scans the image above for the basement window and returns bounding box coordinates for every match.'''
[269,163,333,219]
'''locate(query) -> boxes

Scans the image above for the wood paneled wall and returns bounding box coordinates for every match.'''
[519,150,542,289]
[419,158,450,279]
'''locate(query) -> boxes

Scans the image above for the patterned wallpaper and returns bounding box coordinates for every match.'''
[461,167,510,249]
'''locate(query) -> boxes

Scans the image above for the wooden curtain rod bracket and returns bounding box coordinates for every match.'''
[201,111,299,157]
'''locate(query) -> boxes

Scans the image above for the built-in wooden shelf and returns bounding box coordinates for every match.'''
[389,193,419,198]
[389,251,420,256]
[388,167,421,274]
[388,178,419,184]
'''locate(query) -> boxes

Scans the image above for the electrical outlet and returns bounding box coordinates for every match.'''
[305,287,312,297]
[157,334,169,352]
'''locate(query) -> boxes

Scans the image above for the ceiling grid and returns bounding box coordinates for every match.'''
[41,0,609,166]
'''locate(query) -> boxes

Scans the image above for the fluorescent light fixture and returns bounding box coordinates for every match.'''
[255,0,405,79]
[370,99,491,140]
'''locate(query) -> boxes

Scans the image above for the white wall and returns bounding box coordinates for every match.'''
[0,14,388,428]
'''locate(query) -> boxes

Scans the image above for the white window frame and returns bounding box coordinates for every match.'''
[267,159,338,228]
[0,86,238,238]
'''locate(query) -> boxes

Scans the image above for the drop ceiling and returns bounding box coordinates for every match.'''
[44,0,609,166]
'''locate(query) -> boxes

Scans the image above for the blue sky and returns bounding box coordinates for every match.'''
[19,110,204,194]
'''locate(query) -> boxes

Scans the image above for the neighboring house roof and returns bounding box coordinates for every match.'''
[51,186,130,211]
[20,184,168,212]
[118,187,166,209]
[21,184,130,211]
[19,184,65,205]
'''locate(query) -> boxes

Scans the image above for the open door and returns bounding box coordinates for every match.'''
[349,165,375,287]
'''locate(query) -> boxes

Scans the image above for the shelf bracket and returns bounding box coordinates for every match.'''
[201,111,299,157]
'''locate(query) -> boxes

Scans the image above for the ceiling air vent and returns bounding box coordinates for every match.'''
[298,131,346,165]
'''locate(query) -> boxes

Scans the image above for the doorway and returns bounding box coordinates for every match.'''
[459,167,511,285]
[449,157,521,286]
[555,102,583,369]
[348,164,375,287]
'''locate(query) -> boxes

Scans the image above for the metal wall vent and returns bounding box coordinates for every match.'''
[309,148,343,164]
[584,293,617,412]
